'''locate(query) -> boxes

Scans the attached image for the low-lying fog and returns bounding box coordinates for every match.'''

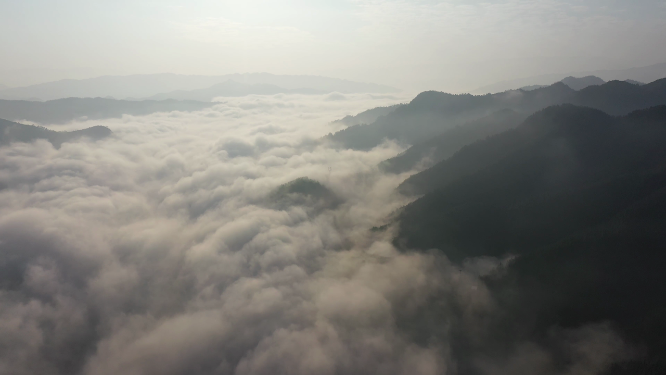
[0,93,625,375]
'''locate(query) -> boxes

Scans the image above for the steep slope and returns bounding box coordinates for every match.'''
[0,118,111,147]
[397,105,666,255]
[393,105,666,371]
[327,79,666,150]
[0,98,213,124]
[398,104,666,196]
[380,109,526,174]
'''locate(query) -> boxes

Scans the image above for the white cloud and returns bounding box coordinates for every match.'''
[0,93,631,375]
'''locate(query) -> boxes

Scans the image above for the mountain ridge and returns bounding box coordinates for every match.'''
[473,61,666,94]
[327,78,666,151]
[379,109,526,174]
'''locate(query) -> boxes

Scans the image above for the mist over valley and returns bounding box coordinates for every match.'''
[2,1,666,375]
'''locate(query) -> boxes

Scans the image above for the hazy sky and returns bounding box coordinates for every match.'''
[1,0,666,91]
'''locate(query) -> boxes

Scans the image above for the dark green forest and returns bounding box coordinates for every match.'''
[393,105,666,374]
[323,77,666,374]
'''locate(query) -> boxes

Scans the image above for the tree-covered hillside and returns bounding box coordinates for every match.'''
[393,105,666,373]
[327,79,666,150]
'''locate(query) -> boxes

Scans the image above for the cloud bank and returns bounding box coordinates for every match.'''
[0,93,628,375]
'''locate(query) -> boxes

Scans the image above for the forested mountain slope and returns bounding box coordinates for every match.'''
[393,105,666,373]
[380,109,526,174]
[328,79,666,150]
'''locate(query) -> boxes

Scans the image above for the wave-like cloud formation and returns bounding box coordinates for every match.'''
[0,93,627,375]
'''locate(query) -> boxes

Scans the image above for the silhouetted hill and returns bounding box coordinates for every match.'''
[327,79,666,150]
[0,118,111,147]
[148,80,326,101]
[332,104,403,127]
[0,98,213,124]
[267,177,341,213]
[394,105,666,371]
[380,109,526,174]
[560,75,605,90]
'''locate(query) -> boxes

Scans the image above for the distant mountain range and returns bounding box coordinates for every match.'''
[0,118,111,147]
[474,61,666,93]
[521,76,644,92]
[0,97,213,124]
[326,78,666,150]
[0,73,398,101]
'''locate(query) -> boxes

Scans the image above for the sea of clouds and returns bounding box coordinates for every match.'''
[0,93,628,375]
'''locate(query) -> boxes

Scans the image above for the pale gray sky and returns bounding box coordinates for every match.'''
[1,0,665,91]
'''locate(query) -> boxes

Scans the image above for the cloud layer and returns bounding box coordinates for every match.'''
[0,93,628,375]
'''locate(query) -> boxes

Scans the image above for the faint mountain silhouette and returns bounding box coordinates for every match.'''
[0,73,398,101]
[473,61,666,94]
[147,80,326,102]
